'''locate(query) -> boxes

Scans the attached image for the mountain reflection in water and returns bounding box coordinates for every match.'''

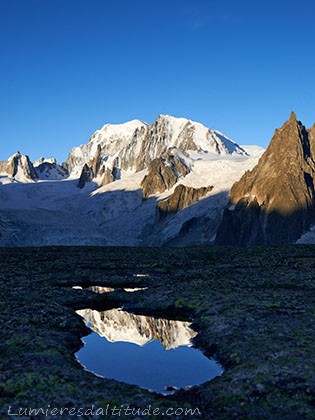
[76,308,222,394]
[77,308,197,349]
[87,286,148,294]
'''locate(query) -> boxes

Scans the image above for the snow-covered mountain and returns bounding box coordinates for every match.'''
[0,115,264,246]
[66,114,248,188]
[33,157,69,180]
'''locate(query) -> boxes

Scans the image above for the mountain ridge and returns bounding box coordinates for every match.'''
[66,114,248,189]
[0,114,261,246]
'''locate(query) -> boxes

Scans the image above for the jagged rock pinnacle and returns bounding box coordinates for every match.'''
[290,111,297,121]
[215,114,315,246]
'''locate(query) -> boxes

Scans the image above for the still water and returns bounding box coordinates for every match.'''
[76,308,222,394]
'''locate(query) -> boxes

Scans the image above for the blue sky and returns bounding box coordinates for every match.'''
[1,0,315,162]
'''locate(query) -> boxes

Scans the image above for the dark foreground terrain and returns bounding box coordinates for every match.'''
[0,246,314,419]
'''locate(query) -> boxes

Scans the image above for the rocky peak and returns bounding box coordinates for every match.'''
[0,152,38,181]
[290,111,297,120]
[33,157,69,180]
[215,113,315,245]
[34,157,57,165]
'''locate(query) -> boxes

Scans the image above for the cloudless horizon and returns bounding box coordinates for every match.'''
[1,0,315,162]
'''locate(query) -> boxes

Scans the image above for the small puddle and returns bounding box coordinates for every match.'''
[76,308,222,394]
[73,285,148,293]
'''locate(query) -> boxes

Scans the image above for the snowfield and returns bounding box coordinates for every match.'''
[0,145,264,246]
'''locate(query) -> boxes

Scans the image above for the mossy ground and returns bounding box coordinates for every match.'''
[0,246,314,419]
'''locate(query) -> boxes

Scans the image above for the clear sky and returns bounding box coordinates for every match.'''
[1,0,315,162]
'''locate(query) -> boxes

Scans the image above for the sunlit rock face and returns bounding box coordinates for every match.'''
[77,308,197,350]
[141,151,191,198]
[216,113,315,245]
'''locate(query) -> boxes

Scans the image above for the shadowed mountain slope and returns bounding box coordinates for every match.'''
[216,112,315,245]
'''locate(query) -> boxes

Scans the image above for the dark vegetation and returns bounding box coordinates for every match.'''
[0,246,314,419]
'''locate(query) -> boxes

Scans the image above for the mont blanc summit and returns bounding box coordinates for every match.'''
[66,114,248,189]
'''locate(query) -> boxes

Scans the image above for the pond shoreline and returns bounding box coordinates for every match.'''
[0,246,314,418]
